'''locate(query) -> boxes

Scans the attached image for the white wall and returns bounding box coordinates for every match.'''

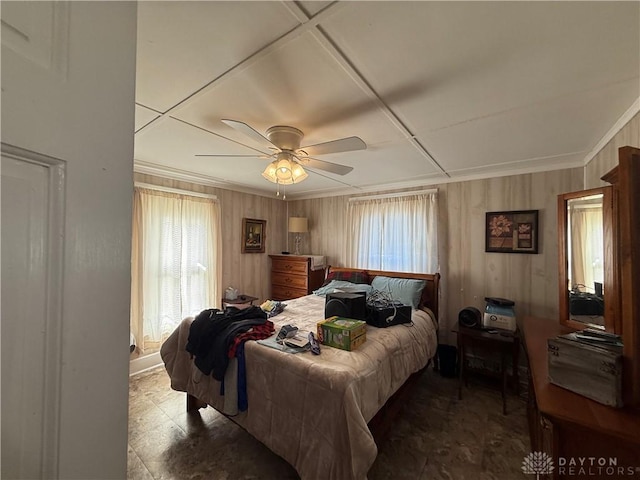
[1,2,137,478]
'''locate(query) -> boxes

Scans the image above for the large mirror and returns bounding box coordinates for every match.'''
[558,186,618,332]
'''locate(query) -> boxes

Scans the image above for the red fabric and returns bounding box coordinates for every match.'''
[228,320,275,358]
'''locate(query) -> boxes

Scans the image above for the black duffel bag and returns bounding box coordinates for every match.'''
[366,303,412,328]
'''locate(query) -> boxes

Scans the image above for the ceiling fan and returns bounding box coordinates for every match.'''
[196,119,366,185]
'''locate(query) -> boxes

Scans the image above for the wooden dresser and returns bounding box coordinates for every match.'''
[269,255,326,301]
[523,316,640,479]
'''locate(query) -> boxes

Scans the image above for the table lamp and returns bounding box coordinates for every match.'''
[288,217,308,255]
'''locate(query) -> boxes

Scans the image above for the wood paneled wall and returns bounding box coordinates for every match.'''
[134,173,288,306]
[290,169,583,343]
[586,111,640,187]
[135,109,637,344]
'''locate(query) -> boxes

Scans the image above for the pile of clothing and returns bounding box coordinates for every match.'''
[185,306,274,413]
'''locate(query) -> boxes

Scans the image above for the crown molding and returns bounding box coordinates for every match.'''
[135,153,586,202]
[288,155,585,201]
[582,97,640,166]
[133,160,279,199]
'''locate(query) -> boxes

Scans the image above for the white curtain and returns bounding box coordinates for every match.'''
[569,206,603,292]
[131,187,221,353]
[346,192,438,273]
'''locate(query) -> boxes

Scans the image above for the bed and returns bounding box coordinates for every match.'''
[160,267,440,480]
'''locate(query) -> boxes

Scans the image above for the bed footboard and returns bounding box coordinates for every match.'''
[368,361,430,445]
[186,393,207,412]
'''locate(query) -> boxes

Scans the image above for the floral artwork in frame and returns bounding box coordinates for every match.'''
[485,210,539,254]
[242,218,266,253]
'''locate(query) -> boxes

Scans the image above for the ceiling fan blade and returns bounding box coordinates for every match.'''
[299,136,366,157]
[221,119,278,151]
[298,157,353,176]
[195,154,267,158]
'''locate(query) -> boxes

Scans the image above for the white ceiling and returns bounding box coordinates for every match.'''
[134,1,640,200]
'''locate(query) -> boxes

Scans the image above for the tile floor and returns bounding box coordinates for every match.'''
[128,365,529,479]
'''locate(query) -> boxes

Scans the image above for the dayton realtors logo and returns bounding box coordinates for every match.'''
[522,452,554,479]
[522,452,640,478]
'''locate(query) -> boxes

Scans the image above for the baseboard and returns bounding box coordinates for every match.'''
[129,351,162,376]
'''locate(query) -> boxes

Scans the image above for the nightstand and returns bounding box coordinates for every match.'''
[222,294,258,309]
[454,325,520,414]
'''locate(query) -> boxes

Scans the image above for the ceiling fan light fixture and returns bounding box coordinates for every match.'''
[261,161,278,182]
[291,163,308,183]
[201,120,365,188]
[261,157,307,186]
[276,158,293,181]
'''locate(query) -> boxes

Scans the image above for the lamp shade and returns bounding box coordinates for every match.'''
[276,158,293,182]
[261,161,278,182]
[288,217,308,233]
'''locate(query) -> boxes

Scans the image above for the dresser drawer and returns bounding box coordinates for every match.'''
[272,285,308,301]
[271,258,309,275]
[269,254,326,301]
[272,271,308,289]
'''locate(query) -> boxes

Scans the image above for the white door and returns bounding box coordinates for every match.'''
[1,2,137,479]
[1,151,65,479]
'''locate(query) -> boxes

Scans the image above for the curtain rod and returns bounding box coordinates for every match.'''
[135,182,218,200]
[348,188,438,202]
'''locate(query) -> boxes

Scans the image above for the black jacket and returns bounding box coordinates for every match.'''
[186,306,267,380]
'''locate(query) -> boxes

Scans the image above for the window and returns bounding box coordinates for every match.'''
[346,191,438,273]
[130,186,221,354]
[568,203,604,292]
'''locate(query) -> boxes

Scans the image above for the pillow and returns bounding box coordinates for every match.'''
[323,270,369,286]
[313,280,374,297]
[370,276,426,309]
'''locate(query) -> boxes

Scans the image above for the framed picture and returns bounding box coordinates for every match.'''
[242,218,266,253]
[485,210,539,254]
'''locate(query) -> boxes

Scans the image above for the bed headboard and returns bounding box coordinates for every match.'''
[326,266,440,321]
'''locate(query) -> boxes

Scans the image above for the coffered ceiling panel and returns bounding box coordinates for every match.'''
[136,1,299,112]
[417,77,640,175]
[321,2,640,170]
[136,116,266,166]
[135,105,160,132]
[172,31,406,149]
[134,1,639,199]
[297,1,333,18]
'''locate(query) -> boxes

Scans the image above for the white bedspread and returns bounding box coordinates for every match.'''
[161,294,438,480]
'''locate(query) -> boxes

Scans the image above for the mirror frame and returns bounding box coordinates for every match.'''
[558,186,619,333]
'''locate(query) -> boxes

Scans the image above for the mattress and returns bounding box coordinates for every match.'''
[161,293,438,480]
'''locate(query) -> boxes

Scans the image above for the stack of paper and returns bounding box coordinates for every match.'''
[562,328,623,350]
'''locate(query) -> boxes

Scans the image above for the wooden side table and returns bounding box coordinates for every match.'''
[454,325,520,414]
[222,294,258,309]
